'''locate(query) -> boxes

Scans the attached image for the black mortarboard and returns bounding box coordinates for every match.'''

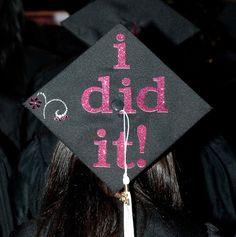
[25,24,210,192]
[62,0,199,46]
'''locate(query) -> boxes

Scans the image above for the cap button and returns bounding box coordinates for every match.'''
[111,99,124,112]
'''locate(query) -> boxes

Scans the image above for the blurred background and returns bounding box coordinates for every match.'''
[0,0,236,237]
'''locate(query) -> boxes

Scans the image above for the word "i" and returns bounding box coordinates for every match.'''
[113,33,130,69]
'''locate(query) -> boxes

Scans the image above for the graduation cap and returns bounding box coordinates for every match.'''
[62,0,199,46]
[25,24,210,193]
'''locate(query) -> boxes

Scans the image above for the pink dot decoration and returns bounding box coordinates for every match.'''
[137,159,147,168]
[122,77,131,86]
[97,129,106,138]
[116,33,125,42]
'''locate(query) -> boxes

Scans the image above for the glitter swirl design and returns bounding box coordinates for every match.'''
[37,92,68,121]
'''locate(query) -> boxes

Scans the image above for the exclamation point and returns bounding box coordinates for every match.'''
[137,125,147,168]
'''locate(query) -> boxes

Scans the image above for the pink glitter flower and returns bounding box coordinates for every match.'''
[29,97,42,109]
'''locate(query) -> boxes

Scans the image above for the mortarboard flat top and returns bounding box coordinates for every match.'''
[62,0,199,46]
[25,24,211,192]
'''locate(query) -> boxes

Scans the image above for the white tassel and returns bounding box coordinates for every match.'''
[123,191,135,237]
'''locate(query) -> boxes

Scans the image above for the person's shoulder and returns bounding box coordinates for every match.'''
[137,202,221,237]
[9,220,38,237]
[146,208,204,237]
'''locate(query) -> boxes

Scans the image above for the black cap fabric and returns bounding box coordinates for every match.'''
[25,24,211,192]
[62,0,199,46]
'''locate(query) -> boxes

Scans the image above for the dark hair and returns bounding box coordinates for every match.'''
[37,141,183,237]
